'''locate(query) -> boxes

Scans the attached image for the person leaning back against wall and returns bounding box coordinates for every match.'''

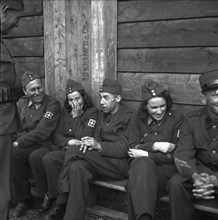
[168,69,218,220]
[11,71,61,218]
[0,0,23,219]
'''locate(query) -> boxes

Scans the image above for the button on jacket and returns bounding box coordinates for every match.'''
[16,94,61,148]
[94,104,134,158]
[129,110,184,164]
[53,107,99,147]
[175,108,218,180]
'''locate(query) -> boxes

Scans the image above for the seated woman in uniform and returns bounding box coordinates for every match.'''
[127,80,183,220]
[29,79,98,213]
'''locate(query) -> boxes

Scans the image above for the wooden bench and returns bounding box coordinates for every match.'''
[88,179,218,218]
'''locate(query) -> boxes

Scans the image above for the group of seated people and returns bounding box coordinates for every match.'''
[11,69,218,220]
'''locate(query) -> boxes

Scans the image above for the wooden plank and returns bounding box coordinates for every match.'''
[21,0,43,16]
[5,16,43,38]
[65,0,91,93]
[91,0,117,106]
[3,37,43,57]
[92,180,127,192]
[160,196,218,215]
[118,18,218,48]
[118,72,203,105]
[44,0,67,104]
[14,57,44,87]
[122,100,204,115]
[43,0,55,97]
[86,205,128,220]
[117,47,218,73]
[118,1,218,22]
[53,0,67,103]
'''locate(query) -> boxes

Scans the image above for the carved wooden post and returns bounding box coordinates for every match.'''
[44,0,117,106]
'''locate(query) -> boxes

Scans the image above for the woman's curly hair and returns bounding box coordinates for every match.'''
[138,90,173,121]
[64,89,93,112]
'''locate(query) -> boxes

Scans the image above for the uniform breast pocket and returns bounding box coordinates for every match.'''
[194,142,208,150]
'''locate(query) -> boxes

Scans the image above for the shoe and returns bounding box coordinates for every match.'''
[37,193,54,213]
[48,203,66,219]
[12,202,28,218]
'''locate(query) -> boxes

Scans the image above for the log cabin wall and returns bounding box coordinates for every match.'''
[117,0,218,113]
[3,0,43,91]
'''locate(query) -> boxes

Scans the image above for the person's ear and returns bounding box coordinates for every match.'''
[200,93,207,105]
[23,87,27,95]
[116,95,122,103]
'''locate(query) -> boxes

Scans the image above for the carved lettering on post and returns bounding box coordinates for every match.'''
[82,21,90,81]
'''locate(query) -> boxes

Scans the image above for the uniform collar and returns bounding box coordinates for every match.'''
[205,116,218,128]
[28,100,41,109]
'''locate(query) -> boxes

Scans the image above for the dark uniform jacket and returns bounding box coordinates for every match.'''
[0,40,20,135]
[16,94,60,148]
[53,107,99,148]
[175,108,218,184]
[129,110,184,164]
[94,104,134,158]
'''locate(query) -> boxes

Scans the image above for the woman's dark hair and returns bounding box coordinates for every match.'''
[138,90,173,121]
[64,89,93,112]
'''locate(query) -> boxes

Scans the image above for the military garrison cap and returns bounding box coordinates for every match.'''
[100,79,122,95]
[199,69,218,92]
[21,71,40,88]
[1,0,24,11]
[141,80,167,101]
[66,79,84,94]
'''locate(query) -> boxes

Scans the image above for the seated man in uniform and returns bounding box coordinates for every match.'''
[12,71,61,218]
[48,79,134,220]
[168,69,218,220]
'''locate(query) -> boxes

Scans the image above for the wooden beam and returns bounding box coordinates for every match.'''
[65,0,91,93]
[118,18,218,48]
[4,37,43,57]
[118,47,218,73]
[44,0,117,105]
[118,1,218,22]
[44,0,67,103]
[6,16,43,38]
[91,0,117,106]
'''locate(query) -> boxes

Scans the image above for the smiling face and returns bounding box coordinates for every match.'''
[204,88,218,118]
[146,96,167,121]
[1,9,20,35]
[24,79,44,104]
[67,91,84,110]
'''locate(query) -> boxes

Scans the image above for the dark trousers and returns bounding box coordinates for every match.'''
[0,135,13,220]
[128,157,177,220]
[168,173,196,220]
[29,147,52,198]
[58,146,129,220]
[40,150,65,199]
[12,146,49,203]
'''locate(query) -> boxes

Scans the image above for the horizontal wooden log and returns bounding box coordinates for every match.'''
[118,72,203,105]
[5,16,43,38]
[21,0,43,16]
[118,18,218,48]
[4,37,43,57]
[14,57,44,87]
[117,47,218,73]
[122,100,204,115]
[118,1,218,22]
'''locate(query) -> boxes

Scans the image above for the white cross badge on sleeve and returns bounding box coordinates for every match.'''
[88,119,96,127]
[44,111,53,119]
